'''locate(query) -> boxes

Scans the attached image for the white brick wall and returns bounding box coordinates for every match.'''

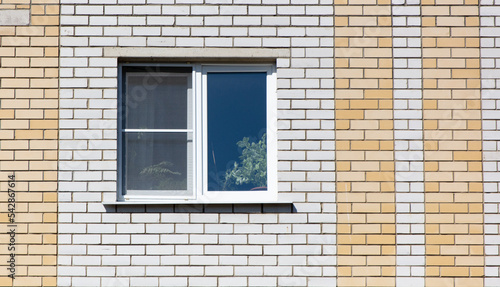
[481,1,500,286]
[58,1,335,286]
[392,1,425,286]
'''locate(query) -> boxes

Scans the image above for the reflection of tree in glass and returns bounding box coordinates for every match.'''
[223,133,267,190]
[140,161,186,190]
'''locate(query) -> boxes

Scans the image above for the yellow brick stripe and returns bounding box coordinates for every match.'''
[0,3,59,286]
[422,0,483,285]
[335,0,396,285]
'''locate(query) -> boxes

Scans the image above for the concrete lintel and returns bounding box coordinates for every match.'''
[104,47,290,60]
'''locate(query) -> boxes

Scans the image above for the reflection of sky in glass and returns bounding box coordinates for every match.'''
[207,72,267,191]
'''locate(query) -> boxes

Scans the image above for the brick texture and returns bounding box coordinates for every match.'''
[335,0,396,286]
[480,0,500,286]
[422,0,483,286]
[57,1,336,286]
[0,2,59,286]
[392,1,425,286]
[0,0,496,286]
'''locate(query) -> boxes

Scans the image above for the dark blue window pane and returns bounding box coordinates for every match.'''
[207,72,267,191]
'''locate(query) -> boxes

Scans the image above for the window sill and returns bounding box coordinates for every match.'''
[103,199,293,205]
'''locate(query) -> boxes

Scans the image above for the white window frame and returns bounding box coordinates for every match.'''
[118,63,278,203]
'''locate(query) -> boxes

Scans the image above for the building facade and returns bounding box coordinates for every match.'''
[0,0,499,286]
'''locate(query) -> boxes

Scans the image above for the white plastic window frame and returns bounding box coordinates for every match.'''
[118,63,278,204]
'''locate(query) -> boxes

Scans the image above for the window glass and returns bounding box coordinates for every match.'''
[119,65,275,202]
[207,72,267,191]
[125,74,190,130]
[122,67,193,197]
[124,132,192,196]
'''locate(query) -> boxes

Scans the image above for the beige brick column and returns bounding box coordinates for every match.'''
[335,0,395,285]
[0,2,59,286]
[422,0,483,285]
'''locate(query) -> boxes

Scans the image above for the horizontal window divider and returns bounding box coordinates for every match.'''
[123,129,193,133]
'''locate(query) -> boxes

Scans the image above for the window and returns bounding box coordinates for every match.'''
[118,64,277,203]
